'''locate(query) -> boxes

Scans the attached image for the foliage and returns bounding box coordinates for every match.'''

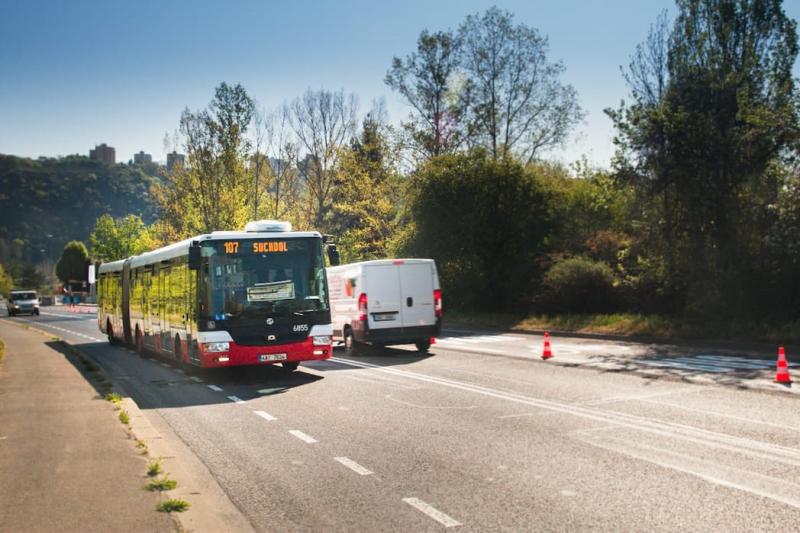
[541,256,619,313]
[0,263,12,298]
[90,214,159,262]
[156,499,190,513]
[330,114,401,262]
[608,0,800,316]
[404,150,555,310]
[0,154,158,269]
[55,241,89,285]
[152,83,256,237]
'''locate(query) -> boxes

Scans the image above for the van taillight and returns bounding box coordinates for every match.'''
[358,293,368,321]
[434,289,442,318]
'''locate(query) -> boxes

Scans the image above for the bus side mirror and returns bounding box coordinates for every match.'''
[188,243,202,270]
[326,244,340,266]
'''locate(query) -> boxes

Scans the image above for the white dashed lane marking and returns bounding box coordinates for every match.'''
[10,318,105,342]
[288,430,318,444]
[402,497,461,528]
[189,376,204,383]
[227,395,246,405]
[208,385,224,392]
[254,410,276,421]
[334,457,373,476]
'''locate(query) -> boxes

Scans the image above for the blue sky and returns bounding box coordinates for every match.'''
[1,0,798,169]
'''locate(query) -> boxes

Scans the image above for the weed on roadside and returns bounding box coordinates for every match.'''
[0,338,4,362]
[136,439,148,455]
[156,499,190,513]
[147,457,163,477]
[118,410,130,425]
[146,477,178,492]
[105,392,122,404]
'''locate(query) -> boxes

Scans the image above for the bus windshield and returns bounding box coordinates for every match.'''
[200,237,328,320]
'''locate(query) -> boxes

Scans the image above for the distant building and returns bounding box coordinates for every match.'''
[133,151,152,165]
[89,143,115,164]
[166,151,185,172]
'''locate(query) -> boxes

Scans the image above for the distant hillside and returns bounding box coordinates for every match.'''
[0,154,159,265]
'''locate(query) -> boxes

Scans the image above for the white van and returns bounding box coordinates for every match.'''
[327,259,442,354]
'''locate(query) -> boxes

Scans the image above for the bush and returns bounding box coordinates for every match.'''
[541,256,619,313]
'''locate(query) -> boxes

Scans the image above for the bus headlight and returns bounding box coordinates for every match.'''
[312,335,331,346]
[203,342,230,353]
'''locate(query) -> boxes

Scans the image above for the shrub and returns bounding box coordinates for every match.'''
[541,256,619,313]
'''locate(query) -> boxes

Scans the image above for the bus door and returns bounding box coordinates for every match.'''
[159,263,170,353]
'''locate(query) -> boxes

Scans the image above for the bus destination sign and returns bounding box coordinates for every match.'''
[223,241,288,254]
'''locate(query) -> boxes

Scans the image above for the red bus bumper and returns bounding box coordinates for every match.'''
[197,337,332,368]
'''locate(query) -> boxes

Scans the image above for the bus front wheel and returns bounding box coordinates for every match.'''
[281,362,299,372]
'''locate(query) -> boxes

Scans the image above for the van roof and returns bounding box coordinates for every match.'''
[327,258,435,271]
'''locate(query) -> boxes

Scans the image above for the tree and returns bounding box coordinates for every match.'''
[405,150,555,310]
[330,112,402,262]
[55,241,89,286]
[385,30,464,160]
[608,0,800,314]
[289,88,358,230]
[153,82,256,236]
[89,214,158,262]
[0,263,13,298]
[261,104,303,223]
[458,7,584,161]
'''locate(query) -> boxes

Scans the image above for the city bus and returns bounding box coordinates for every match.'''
[97,220,333,370]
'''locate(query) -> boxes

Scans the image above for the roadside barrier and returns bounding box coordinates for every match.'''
[775,346,792,384]
[541,331,554,360]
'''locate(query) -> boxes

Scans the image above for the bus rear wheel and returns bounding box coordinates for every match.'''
[344,328,360,356]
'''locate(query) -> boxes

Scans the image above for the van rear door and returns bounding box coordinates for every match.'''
[398,262,435,327]
[364,264,402,330]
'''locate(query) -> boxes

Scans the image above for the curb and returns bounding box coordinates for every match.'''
[3,320,254,533]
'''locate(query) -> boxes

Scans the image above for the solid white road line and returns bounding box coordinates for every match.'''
[208,385,223,392]
[227,395,246,405]
[254,410,276,421]
[288,430,317,444]
[402,497,461,528]
[334,456,373,476]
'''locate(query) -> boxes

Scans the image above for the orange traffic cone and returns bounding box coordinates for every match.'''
[775,347,792,384]
[541,332,553,360]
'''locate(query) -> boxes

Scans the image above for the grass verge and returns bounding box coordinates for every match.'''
[157,499,190,513]
[446,311,800,344]
[0,337,4,362]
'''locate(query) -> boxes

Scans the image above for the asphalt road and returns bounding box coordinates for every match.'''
[4,306,800,531]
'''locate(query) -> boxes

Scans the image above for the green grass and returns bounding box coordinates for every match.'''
[146,477,178,492]
[118,410,130,425]
[445,311,800,344]
[156,499,190,513]
[147,457,163,477]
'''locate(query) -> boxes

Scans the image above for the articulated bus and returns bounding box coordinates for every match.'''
[97,220,333,370]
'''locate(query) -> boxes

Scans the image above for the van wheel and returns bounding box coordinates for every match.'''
[415,340,431,353]
[344,328,360,356]
[281,362,299,372]
[34,309,40,316]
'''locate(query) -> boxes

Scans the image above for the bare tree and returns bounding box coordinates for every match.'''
[385,30,464,160]
[458,7,584,162]
[289,88,358,229]
[264,104,301,221]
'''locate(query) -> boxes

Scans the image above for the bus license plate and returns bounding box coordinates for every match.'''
[260,353,287,362]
